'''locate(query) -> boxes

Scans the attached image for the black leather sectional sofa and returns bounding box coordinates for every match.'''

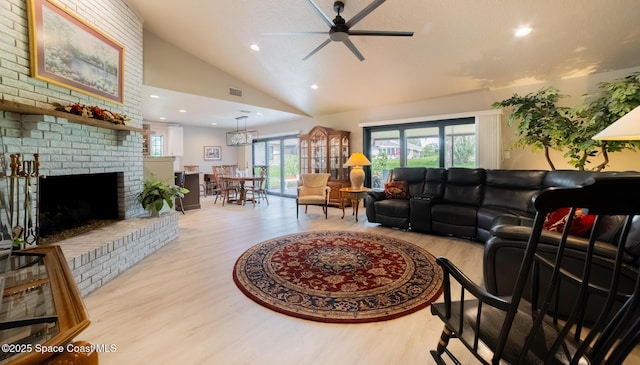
[365,167,637,242]
[365,167,640,318]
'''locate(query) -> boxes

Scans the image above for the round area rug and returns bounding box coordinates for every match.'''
[233,231,443,323]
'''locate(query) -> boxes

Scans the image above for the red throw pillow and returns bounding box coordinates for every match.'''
[384,181,409,199]
[543,207,596,237]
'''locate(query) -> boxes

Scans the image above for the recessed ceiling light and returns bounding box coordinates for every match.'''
[178,109,187,113]
[149,94,159,98]
[515,26,532,37]
[159,117,166,120]
[256,112,263,116]
[211,122,217,126]
[311,84,319,90]
[250,44,260,52]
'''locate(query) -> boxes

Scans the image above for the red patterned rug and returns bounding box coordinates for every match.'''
[233,231,443,323]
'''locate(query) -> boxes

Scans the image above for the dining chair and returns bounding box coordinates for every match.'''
[222,164,240,191]
[296,173,331,219]
[210,165,223,198]
[243,176,264,207]
[248,165,269,205]
[214,174,237,205]
[429,174,640,365]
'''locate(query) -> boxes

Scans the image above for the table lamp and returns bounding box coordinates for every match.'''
[344,152,371,189]
[592,105,640,141]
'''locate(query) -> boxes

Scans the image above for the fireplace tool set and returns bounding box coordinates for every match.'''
[1,153,40,248]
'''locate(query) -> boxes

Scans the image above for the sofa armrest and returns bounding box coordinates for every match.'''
[367,189,387,201]
[489,224,620,260]
[491,215,533,230]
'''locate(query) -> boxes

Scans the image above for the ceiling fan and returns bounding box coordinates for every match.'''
[286,0,414,61]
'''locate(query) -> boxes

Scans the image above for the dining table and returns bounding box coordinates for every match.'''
[222,175,265,205]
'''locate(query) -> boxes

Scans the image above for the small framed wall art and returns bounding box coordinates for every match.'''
[204,146,222,161]
[27,0,125,103]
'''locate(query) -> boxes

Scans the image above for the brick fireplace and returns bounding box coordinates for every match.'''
[0,0,180,296]
[10,114,144,219]
[0,113,180,296]
[38,172,125,238]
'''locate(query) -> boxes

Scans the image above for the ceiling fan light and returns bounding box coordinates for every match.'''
[515,26,532,37]
[329,31,349,42]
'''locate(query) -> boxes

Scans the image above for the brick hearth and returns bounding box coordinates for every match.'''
[56,212,179,297]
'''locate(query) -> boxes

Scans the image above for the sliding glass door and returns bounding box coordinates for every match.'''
[267,140,281,194]
[253,135,299,197]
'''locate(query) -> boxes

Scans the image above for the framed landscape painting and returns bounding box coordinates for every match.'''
[27,0,125,104]
[204,146,222,161]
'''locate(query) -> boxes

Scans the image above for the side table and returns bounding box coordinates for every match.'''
[339,187,371,222]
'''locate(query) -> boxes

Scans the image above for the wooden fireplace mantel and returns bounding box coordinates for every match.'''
[0,99,144,133]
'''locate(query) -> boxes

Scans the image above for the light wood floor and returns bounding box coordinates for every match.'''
[78,195,632,365]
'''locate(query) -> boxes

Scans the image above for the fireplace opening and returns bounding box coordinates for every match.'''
[38,172,124,238]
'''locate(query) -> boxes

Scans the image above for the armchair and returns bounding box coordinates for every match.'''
[430,175,640,364]
[296,173,331,219]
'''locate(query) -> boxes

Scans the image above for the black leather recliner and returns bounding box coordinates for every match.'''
[476,169,547,242]
[364,167,426,229]
[430,168,486,239]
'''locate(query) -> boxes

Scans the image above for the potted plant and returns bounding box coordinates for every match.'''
[492,72,640,171]
[567,72,640,170]
[137,176,189,217]
[492,86,573,170]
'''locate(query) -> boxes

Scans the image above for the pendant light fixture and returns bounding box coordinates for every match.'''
[226,116,258,146]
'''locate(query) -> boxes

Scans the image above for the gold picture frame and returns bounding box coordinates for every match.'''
[27,0,125,104]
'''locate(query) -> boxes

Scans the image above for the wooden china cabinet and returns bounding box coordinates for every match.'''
[299,126,351,207]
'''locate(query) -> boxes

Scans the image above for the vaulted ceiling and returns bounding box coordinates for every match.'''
[123,0,640,128]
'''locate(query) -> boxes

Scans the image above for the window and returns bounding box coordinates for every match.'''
[365,118,476,188]
[445,124,476,168]
[150,135,164,156]
[406,127,440,167]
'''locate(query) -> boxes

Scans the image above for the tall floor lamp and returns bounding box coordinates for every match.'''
[592,106,640,141]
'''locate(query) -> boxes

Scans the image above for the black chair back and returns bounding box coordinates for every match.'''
[431,174,640,364]
[175,171,185,187]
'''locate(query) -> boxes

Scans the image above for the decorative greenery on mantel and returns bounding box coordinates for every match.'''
[51,102,130,125]
[0,99,144,133]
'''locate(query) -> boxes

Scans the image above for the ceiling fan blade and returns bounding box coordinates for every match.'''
[349,30,414,37]
[302,38,332,60]
[343,39,365,61]
[306,0,335,28]
[263,31,327,36]
[345,0,386,28]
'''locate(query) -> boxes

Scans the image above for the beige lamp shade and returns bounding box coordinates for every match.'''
[344,153,371,189]
[592,105,640,141]
[344,152,372,167]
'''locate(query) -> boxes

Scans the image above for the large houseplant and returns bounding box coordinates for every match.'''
[567,72,640,170]
[492,86,572,170]
[493,72,640,171]
[137,176,189,216]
